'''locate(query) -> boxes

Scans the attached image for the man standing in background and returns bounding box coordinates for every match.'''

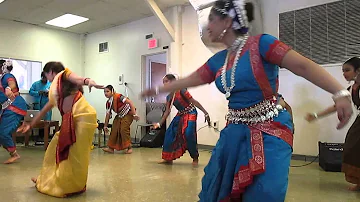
[29,72,51,144]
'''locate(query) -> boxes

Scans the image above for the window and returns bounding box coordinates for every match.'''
[1,58,42,91]
[279,0,360,65]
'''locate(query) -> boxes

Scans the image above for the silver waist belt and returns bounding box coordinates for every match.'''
[1,99,12,110]
[226,98,284,125]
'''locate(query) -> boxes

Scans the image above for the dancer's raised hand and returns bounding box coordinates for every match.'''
[205,114,211,126]
[335,96,353,129]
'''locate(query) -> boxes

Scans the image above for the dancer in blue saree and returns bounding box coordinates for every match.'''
[142,1,353,201]
[152,74,210,166]
[0,59,27,164]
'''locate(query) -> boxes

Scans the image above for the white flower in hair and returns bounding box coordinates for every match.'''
[232,21,241,30]
[5,60,12,67]
[2,59,12,73]
[228,8,236,19]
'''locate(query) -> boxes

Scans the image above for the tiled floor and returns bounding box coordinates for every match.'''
[0,146,359,202]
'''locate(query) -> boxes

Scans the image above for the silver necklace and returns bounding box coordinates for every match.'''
[221,35,248,99]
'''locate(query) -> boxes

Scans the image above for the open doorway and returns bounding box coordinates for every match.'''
[145,52,167,103]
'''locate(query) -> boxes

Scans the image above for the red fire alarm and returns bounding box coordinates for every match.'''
[148,38,158,49]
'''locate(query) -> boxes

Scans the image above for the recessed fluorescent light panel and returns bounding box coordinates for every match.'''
[0,0,6,4]
[46,14,89,28]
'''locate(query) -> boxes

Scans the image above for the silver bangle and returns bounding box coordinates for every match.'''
[332,89,351,101]
[205,114,209,117]
[313,113,318,119]
[155,86,160,95]
[156,122,161,128]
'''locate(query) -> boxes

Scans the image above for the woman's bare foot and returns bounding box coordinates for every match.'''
[4,152,20,164]
[158,160,173,164]
[31,177,37,184]
[192,159,199,167]
[125,148,133,154]
[102,148,114,154]
[348,184,360,191]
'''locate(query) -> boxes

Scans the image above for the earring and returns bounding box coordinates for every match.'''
[218,29,227,40]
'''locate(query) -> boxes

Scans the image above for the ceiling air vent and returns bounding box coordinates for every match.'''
[99,42,109,53]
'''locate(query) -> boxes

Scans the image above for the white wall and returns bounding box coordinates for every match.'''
[0,20,82,122]
[260,0,349,155]
[84,10,174,134]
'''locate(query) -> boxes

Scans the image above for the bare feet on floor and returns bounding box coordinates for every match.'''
[102,148,114,154]
[4,152,20,164]
[125,148,133,154]
[348,184,360,191]
[31,177,37,184]
[158,160,173,164]
[192,159,199,167]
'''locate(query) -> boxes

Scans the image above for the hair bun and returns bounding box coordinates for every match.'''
[245,2,254,22]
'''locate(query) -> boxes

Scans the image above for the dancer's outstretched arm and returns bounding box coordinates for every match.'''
[305,105,337,122]
[17,102,54,133]
[67,72,104,92]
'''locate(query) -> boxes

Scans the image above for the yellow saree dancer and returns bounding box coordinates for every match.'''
[34,69,98,197]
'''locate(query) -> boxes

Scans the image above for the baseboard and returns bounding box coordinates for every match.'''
[198,144,216,151]
[291,154,319,162]
[198,144,319,162]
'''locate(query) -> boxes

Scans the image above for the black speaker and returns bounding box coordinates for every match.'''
[318,141,343,172]
[140,129,165,148]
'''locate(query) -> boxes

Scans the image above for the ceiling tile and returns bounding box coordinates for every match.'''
[43,0,98,13]
[18,7,64,24]
[0,0,39,19]
[65,19,113,34]
[15,0,55,7]
[0,0,190,34]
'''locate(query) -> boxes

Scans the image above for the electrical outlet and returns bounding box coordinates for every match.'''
[212,120,219,129]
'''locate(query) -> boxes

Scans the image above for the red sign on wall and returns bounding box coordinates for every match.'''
[148,38,158,49]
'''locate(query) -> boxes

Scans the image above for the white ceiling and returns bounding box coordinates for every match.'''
[0,0,189,34]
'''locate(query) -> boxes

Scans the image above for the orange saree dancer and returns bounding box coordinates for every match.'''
[106,93,134,151]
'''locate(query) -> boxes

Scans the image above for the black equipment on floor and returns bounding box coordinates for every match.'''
[318,141,343,172]
[140,129,165,148]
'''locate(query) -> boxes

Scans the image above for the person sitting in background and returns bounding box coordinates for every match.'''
[29,72,52,144]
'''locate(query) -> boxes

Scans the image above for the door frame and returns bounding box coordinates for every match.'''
[140,50,169,130]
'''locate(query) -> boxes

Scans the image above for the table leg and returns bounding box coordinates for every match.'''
[103,129,106,147]
[97,129,101,147]
[25,131,30,146]
[55,124,60,133]
[44,125,49,150]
